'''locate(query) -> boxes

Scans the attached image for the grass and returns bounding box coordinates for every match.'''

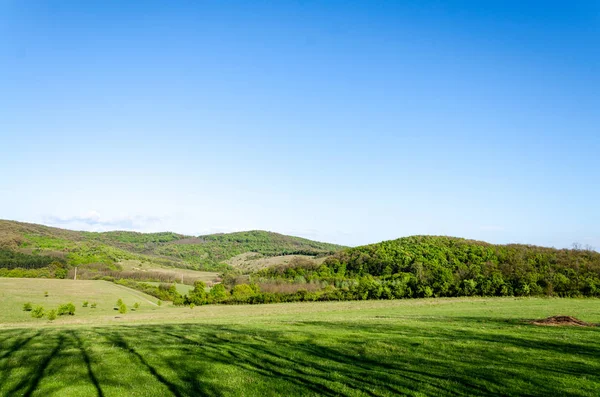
[144,281,195,295]
[225,253,326,272]
[1,279,599,396]
[0,279,162,324]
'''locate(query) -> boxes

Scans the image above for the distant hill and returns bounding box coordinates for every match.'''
[0,220,346,274]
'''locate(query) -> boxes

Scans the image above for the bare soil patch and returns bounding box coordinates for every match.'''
[531,315,595,327]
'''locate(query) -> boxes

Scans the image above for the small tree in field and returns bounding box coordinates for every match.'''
[116,299,123,307]
[57,303,76,316]
[31,306,45,318]
[157,300,162,306]
[91,303,97,308]
[23,302,32,311]
[133,302,140,311]
[119,303,127,314]
[47,310,57,321]
[82,301,89,307]
[44,291,49,297]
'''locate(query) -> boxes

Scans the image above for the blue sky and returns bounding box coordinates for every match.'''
[1,1,598,248]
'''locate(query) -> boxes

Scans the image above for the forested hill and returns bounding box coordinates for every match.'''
[0,220,346,274]
[257,236,600,298]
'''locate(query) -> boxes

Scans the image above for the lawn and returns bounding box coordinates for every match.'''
[1,279,599,396]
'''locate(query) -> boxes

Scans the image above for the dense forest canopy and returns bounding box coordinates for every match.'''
[253,236,600,299]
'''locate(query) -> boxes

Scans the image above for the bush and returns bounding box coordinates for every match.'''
[82,301,89,307]
[31,306,45,318]
[44,291,49,297]
[119,303,127,314]
[209,284,229,302]
[157,300,162,306]
[23,302,32,311]
[57,303,76,316]
[47,310,57,321]
[91,302,97,308]
[190,303,195,309]
[133,302,140,310]
[116,299,123,307]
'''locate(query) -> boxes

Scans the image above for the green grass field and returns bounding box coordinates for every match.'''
[144,281,195,295]
[0,279,162,325]
[1,279,599,396]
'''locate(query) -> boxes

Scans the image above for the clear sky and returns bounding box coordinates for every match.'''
[1,1,598,248]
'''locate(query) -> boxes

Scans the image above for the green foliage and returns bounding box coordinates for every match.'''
[119,303,127,314]
[0,249,57,269]
[209,283,229,302]
[57,303,76,316]
[0,220,346,275]
[114,279,183,302]
[44,291,49,297]
[47,309,57,321]
[82,301,89,307]
[22,302,32,311]
[229,283,260,303]
[157,300,162,306]
[31,306,44,318]
[253,236,600,303]
[133,302,140,310]
[91,302,97,308]
[185,280,208,305]
[116,299,123,307]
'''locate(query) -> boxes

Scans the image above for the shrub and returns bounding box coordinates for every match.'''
[157,300,162,306]
[23,302,32,311]
[133,302,140,310]
[47,310,57,321]
[190,303,195,309]
[82,301,89,307]
[31,306,45,318]
[57,303,76,316]
[91,302,97,308]
[116,299,123,307]
[119,303,127,314]
[44,291,49,297]
[209,283,229,302]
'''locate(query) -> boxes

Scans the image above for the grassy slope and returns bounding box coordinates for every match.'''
[0,220,345,273]
[225,252,327,272]
[1,279,599,396]
[0,279,162,324]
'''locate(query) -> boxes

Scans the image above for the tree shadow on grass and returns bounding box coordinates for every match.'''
[0,317,599,396]
[71,330,105,397]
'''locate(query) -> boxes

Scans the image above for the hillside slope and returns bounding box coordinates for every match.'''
[0,220,346,274]
[256,235,600,298]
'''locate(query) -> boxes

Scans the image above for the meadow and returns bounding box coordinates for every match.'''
[1,279,599,396]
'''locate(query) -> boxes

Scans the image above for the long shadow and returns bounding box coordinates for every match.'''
[2,317,600,396]
[102,331,184,397]
[5,334,65,397]
[0,330,40,361]
[158,325,474,396]
[71,331,105,397]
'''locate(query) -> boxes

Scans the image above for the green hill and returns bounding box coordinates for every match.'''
[254,235,600,299]
[0,220,346,277]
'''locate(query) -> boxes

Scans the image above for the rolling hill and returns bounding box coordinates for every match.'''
[255,235,600,299]
[0,220,346,278]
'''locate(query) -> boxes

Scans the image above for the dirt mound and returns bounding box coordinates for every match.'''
[531,315,593,327]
